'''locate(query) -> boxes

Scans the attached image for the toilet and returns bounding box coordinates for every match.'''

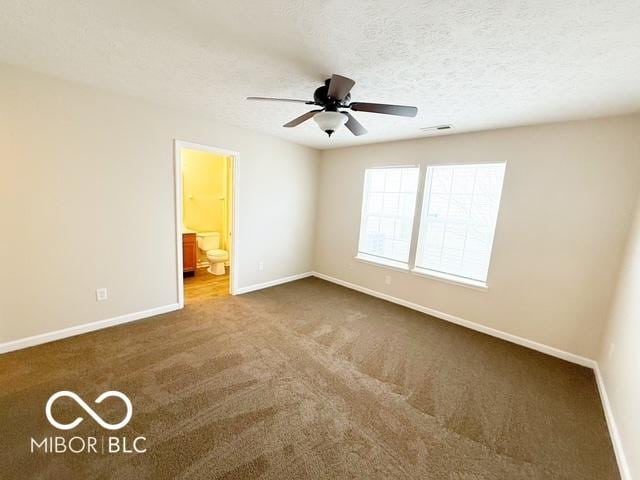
[196,232,229,275]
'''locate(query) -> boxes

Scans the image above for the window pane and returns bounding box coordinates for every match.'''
[416,163,505,282]
[358,167,419,263]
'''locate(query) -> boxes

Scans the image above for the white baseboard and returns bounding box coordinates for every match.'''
[0,271,597,368]
[311,272,629,478]
[2,270,315,353]
[594,364,632,480]
[234,271,313,295]
[0,272,629,478]
[309,266,635,476]
[0,303,180,354]
[311,271,596,368]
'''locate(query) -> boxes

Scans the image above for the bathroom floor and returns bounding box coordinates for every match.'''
[184,267,230,304]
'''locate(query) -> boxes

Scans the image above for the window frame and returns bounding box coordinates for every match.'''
[355,165,421,268]
[354,161,506,290]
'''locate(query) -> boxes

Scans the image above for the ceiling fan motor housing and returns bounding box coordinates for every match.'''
[314,79,350,107]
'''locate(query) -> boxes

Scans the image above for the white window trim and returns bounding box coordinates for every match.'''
[355,161,506,291]
[356,165,420,266]
[413,162,505,287]
[411,266,489,291]
[365,164,420,170]
[354,253,409,272]
[352,256,489,291]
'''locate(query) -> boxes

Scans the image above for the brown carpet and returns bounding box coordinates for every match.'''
[0,277,619,479]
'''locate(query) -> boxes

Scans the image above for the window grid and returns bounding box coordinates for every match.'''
[428,166,477,277]
[358,167,419,264]
[416,163,505,282]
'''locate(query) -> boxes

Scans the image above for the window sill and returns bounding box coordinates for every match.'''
[411,267,488,291]
[352,256,489,291]
[354,254,409,272]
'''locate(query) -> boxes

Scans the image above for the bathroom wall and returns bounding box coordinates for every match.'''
[182,148,229,252]
[226,158,233,254]
[0,63,319,345]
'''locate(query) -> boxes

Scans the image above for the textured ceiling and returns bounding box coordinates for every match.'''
[1,1,639,149]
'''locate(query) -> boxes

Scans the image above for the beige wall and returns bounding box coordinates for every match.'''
[0,64,319,343]
[315,115,640,359]
[599,190,640,479]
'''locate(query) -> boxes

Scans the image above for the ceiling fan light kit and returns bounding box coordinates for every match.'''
[313,111,347,137]
[247,74,418,138]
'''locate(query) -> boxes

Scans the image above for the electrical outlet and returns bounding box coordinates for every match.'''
[96,288,108,301]
[259,261,264,271]
[384,275,392,285]
[608,343,616,359]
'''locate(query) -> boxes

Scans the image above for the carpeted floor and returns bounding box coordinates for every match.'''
[0,277,619,479]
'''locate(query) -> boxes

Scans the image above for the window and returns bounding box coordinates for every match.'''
[357,166,419,267]
[355,162,506,288]
[415,163,506,284]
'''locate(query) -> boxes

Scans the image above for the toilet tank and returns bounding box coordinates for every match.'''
[196,232,220,251]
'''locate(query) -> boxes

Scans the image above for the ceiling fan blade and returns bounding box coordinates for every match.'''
[349,102,418,117]
[342,112,367,136]
[327,74,355,102]
[283,109,323,128]
[247,96,313,104]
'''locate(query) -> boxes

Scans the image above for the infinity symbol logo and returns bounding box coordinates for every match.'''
[45,391,133,431]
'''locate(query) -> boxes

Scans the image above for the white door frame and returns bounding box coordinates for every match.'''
[174,139,240,307]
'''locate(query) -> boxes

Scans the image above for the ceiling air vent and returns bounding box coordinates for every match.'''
[421,124,452,132]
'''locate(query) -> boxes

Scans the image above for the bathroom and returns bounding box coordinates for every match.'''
[181,147,233,301]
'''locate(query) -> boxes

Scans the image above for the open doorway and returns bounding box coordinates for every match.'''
[174,140,239,306]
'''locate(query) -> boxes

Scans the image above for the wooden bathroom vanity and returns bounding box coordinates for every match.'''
[182,232,197,274]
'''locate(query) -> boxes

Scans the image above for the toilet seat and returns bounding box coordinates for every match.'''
[205,248,228,275]
[206,249,228,261]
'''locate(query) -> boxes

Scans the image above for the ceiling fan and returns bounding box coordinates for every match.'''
[247,74,418,137]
